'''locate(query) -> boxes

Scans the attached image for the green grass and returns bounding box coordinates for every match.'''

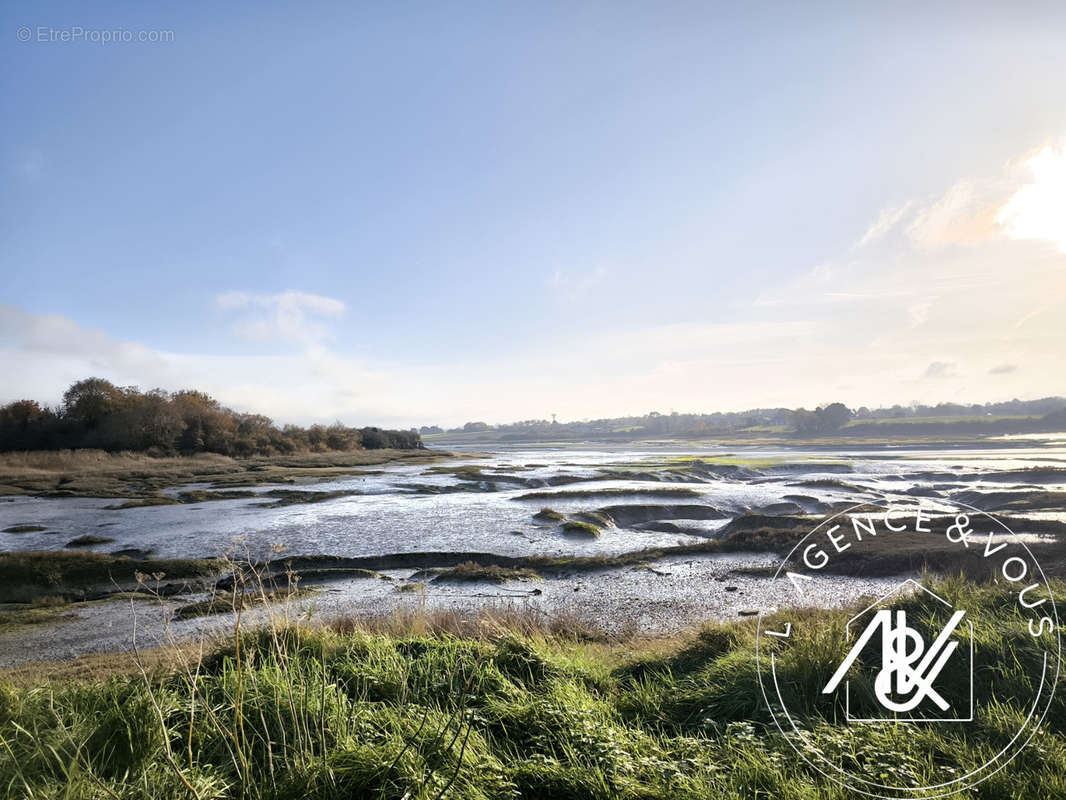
[65,534,117,547]
[0,596,77,633]
[844,414,1040,426]
[0,578,1063,799]
[532,508,565,523]
[431,561,541,584]
[420,464,500,482]
[177,490,259,503]
[560,520,601,538]
[255,489,361,508]
[0,448,454,499]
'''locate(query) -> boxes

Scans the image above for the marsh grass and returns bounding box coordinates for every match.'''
[0,550,221,603]
[430,562,541,584]
[1,575,1063,799]
[2,524,48,534]
[172,587,319,621]
[531,508,564,523]
[105,496,182,509]
[0,448,453,499]
[0,593,160,635]
[560,520,602,538]
[254,489,361,508]
[65,534,117,547]
[0,597,78,634]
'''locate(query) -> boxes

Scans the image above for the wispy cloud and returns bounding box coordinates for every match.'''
[907,181,1002,248]
[858,201,912,247]
[923,361,958,380]
[547,266,608,300]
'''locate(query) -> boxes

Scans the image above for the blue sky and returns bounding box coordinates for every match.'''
[3,1,1066,426]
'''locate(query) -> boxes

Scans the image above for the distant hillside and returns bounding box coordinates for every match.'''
[422,397,1066,445]
[0,377,422,456]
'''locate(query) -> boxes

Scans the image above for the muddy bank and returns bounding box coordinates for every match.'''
[0,551,221,603]
[951,488,1066,512]
[0,553,914,669]
[514,487,701,501]
[594,503,729,526]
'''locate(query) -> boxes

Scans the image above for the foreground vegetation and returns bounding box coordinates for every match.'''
[1,578,1063,799]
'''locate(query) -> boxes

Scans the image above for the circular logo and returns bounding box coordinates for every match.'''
[756,499,1060,798]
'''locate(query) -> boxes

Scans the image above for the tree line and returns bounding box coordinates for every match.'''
[425,396,1066,440]
[0,378,422,456]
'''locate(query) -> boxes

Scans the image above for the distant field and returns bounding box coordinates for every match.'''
[844,413,1040,426]
[424,414,1062,447]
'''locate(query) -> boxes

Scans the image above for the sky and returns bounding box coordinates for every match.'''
[2,1,1066,427]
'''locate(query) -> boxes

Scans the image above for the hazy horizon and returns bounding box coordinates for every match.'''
[4,3,1066,427]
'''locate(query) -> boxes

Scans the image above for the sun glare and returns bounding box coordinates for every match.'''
[997,143,1066,253]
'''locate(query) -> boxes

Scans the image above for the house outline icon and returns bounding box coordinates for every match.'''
[841,578,974,723]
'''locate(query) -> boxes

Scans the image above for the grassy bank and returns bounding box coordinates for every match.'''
[0,448,456,499]
[1,579,1063,799]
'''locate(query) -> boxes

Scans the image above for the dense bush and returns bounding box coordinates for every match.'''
[0,378,422,456]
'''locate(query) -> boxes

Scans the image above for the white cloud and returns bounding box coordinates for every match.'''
[853,141,1066,255]
[997,143,1066,253]
[215,291,346,344]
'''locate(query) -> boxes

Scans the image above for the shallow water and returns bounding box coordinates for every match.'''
[2,443,1063,562]
[2,442,1065,665]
